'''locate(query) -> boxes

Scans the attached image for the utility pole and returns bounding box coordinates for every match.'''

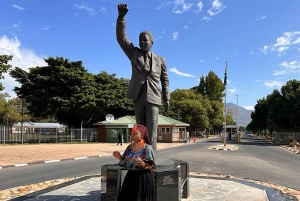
[21,98,24,144]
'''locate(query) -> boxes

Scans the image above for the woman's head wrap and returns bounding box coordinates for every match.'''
[132,124,151,145]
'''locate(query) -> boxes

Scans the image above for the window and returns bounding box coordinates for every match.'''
[161,127,170,134]
[157,127,160,133]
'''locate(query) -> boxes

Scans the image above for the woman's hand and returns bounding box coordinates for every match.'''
[113,151,122,161]
[136,157,146,168]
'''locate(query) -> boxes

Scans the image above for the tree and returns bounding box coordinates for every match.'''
[168,89,210,131]
[0,94,31,124]
[93,72,134,121]
[252,98,269,135]
[197,71,225,101]
[248,79,300,133]
[195,71,225,133]
[280,79,300,132]
[265,89,282,133]
[9,57,134,128]
[0,55,13,91]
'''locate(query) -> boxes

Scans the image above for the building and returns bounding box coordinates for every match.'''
[11,122,66,134]
[93,114,190,143]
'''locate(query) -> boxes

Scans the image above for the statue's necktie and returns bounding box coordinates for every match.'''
[144,53,150,72]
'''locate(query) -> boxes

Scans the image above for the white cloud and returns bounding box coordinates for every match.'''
[264,80,283,88]
[200,59,205,62]
[260,45,268,54]
[170,67,195,77]
[272,60,300,76]
[157,1,172,10]
[0,36,47,98]
[292,36,300,44]
[13,24,19,28]
[250,51,255,55]
[280,60,300,70]
[99,7,107,13]
[12,4,25,10]
[207,0,226,16]
[277,46,289,53]
[273,70,287,76]
[227,87,238,95]
[155,36,162,40]
[203,16,211,21]
[195,1,203,14]
[172,0,192,14]
[44,25,50,30]
[157,0,192,14]
[243,106,254,110]
[73,2,96,16]
[172,32,179,40]
[261,31,300,56]
[274,35,290,47]
[261,15,266,19]
[183,25,188,29]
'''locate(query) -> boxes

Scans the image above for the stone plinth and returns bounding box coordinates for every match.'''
[101,158,189,201]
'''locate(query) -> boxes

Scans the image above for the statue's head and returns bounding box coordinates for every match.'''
[139,31,153,52]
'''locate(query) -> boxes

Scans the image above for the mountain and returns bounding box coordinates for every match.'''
[226,102,253,127]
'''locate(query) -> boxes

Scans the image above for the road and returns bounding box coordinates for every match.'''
[0,134,299,191]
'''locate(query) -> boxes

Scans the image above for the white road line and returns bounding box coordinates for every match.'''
[74,157,88,160]
[15,163,28,167]
[45,160,61,163]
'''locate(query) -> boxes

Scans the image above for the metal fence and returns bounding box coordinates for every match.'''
[0,127,98,144]
[274,132,300,145]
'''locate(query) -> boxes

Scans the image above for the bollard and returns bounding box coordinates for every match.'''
[193,137,195,142]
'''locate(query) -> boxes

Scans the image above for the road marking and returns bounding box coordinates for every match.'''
[15,163,28,167]
[74,157,88,160]
[45,160,61,163]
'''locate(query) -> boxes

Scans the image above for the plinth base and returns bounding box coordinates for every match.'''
[101,158,189,201]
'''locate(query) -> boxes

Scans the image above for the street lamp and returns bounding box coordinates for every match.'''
[80,121,83,142]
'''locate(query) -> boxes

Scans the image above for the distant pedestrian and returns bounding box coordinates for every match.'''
[123,133,127,143]
[117,132,122,146]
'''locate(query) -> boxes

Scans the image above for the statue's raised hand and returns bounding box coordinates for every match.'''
[118,3,128,18]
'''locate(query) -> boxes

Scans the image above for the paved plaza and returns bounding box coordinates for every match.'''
[11,175,296,201]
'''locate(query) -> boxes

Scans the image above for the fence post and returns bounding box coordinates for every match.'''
[3,127,5,144]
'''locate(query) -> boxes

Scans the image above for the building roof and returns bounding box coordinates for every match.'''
[13,122,64,128]
[94,114,189,127]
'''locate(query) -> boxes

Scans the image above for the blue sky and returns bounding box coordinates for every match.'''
[1,0,300,110]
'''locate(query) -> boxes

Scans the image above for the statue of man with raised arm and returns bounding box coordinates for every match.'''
[116,3,170,152]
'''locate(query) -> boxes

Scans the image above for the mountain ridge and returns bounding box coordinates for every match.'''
[226,102,253,127]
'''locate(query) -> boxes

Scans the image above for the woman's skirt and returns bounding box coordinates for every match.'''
[117,169,156,201]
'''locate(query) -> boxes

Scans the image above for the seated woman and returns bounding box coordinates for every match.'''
[113,124,156,201]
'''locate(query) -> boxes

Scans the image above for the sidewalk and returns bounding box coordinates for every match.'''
[10,174,297,201]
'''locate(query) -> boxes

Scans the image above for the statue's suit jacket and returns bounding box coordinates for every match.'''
[116,18,170,106]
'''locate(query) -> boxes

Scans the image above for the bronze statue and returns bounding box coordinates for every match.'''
[116,3,170,152]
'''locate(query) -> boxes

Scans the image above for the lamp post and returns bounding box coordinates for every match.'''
[21,98,24,144]
[236,95,238,126]
[80,121,83,142]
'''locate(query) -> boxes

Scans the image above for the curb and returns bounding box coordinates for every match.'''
[0,155,104,169]
[278,145,300,154]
